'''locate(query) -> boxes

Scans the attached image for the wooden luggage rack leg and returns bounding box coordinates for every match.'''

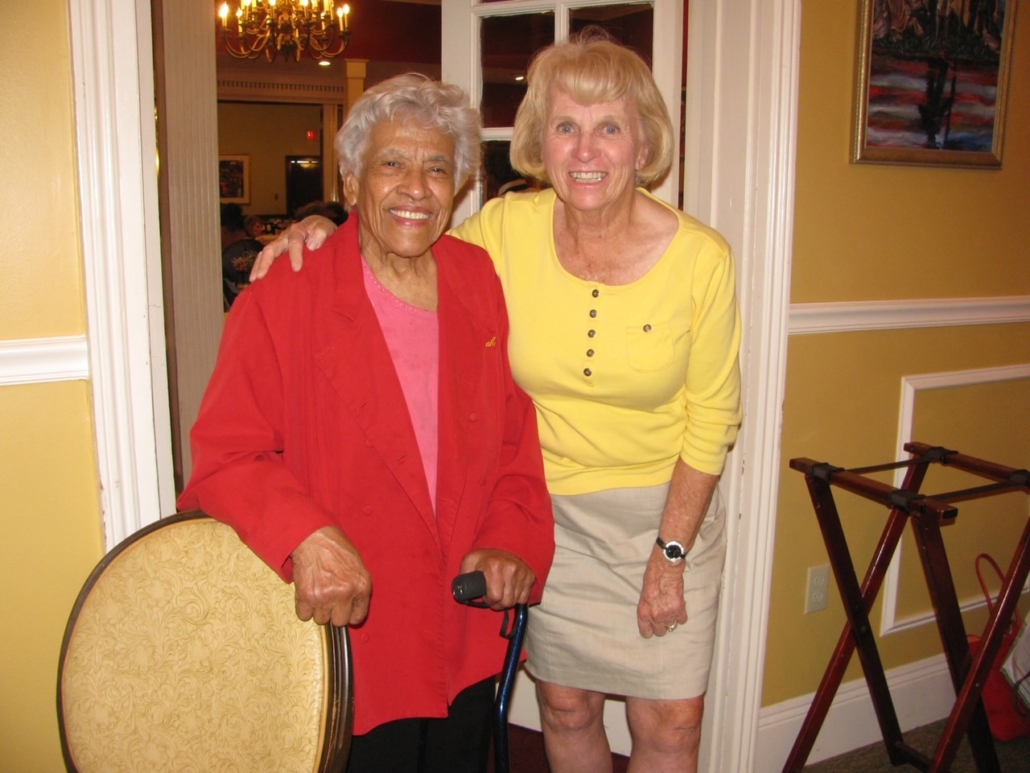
[781,443,1030,773]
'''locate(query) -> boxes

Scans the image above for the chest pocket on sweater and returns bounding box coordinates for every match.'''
[625,321,676,372]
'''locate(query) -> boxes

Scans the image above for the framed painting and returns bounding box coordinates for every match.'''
[853,0,1018,167]
[219,155,250,203]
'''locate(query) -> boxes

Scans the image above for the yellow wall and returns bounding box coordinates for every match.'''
[763,4,1030,707]
[5,0,1028,765]
[217,101,325,216]
[0,3,107,771]
[790,5,1030,303]
[0,4,86,337]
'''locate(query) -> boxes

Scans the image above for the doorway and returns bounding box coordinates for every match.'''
[286,156,323,216]
[75,1,801,769]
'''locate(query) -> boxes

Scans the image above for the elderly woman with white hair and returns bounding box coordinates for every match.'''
[179,74,554,773]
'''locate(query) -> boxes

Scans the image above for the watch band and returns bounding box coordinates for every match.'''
[656,536,686,564]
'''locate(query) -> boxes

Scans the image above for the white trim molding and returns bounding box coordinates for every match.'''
[69,0,176,549]
[689,1,801,771]
[0,336,89,386]
[755,655,955,771]
[878,363,1030,636]
[789,296,1030,335]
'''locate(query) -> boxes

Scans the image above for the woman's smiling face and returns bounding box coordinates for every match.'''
[345,118,456,265]
[541,87,648,214]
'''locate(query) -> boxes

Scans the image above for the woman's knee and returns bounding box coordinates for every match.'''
[627,695,705,753]
[537,682,605,734]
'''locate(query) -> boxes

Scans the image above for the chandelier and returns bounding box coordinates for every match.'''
[218,0,352,63]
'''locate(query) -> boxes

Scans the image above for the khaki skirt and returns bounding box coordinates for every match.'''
[525,483,725,700]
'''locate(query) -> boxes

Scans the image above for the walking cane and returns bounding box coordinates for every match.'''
[453,571,529,773]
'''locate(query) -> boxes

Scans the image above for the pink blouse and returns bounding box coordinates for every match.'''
[362,258,440,511]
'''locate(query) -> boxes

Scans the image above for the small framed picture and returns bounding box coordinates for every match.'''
[219,155,251,203]
[853,0,1018,168]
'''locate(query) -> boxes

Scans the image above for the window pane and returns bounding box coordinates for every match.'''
[481,140,536,205]
[480,13,556,127]
[570,4,654,67]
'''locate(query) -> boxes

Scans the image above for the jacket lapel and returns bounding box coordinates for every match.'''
[435,237,492,556]
[313,217,439,547]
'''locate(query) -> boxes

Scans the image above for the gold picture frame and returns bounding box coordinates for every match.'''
[219,154,251,204]
[853,0,1018,168]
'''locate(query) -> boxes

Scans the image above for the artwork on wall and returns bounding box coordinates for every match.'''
[219,155,251,203]
[853,0,1017,168]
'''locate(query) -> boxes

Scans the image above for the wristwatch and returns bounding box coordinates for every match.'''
[656,536,686,565]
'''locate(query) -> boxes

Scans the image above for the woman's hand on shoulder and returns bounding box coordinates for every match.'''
[249,215,339,281]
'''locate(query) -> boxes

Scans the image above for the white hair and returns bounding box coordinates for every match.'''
[334,74,481,189]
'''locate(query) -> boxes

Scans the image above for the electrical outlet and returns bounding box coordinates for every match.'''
[805,564,831,614]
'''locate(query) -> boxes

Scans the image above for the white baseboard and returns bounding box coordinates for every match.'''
[754,654,955,772]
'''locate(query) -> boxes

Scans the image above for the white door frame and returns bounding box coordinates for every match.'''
[70,0,800,767]
[686,2,800,769]
[68,0,176,548]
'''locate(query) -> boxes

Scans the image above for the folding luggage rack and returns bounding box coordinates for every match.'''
[783,442,1030,772]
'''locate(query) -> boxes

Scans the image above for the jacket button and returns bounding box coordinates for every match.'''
[587,329,596,338]
[592,289,600,298]
[589,309,597,318]
[584,368,592,377]
[363,506,372,515]
[586,349,594,357]
[469,413,478,421]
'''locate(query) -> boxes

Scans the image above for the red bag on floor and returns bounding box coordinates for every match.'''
[966,554,1030,742]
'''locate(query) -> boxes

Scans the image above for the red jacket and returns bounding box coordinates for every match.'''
[178,216,554,734]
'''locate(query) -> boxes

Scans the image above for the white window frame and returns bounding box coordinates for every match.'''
[442,0,682,225]
[69,0,176,549]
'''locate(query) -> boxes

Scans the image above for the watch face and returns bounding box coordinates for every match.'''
[666,543,685,560]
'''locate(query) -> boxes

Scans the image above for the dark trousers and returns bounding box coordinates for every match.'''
[345,676,495,773]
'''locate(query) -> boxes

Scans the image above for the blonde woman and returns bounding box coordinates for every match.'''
[254,30,741,772]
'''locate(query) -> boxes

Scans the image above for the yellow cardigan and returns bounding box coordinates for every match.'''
[451,188,742,496]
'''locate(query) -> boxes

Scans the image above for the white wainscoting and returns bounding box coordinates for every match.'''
[0,336,89,386]
[880,364,1030,636]
[789,296,1030,335]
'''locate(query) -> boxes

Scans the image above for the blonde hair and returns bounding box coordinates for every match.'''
[509,28,674,187]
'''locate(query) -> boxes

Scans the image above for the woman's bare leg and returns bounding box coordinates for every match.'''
[537,680,612,773]
[625,694,704,773]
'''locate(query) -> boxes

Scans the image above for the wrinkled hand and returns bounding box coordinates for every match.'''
[637,549,687,638]
[249,215,338,281]
[290,526,371,627]
[459,549,536,610]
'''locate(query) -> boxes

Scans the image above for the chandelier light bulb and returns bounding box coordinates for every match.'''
[218,0,354,62]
